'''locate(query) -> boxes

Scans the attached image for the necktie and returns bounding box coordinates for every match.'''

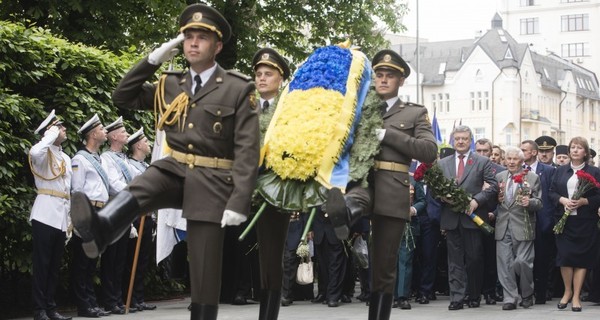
[457,154,465,181]
[506,177,515,204]
[194,75,202,95]
[263,100,270,112]
[380,102,388,116]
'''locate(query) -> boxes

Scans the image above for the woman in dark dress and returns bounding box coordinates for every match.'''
[548,136,600,312]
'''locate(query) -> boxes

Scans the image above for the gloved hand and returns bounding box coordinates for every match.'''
[130,226,138,238]
[220,209,247,228]
[148,33,185,65]
[44,125,60,138]
[375,129,386,141]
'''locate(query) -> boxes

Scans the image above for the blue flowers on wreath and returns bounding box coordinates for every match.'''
[289,45,352,95]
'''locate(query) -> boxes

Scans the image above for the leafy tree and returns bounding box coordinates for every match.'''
[2,0,407,71]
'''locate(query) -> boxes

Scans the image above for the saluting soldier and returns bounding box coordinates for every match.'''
[70,4,259,320]
[125,128,157,312]
[70,114,111,318]
[99,117,135,314]
[29,110,72,320]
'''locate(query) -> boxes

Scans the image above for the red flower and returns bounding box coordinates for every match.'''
[513,174,524,184]
[414,163,432,182]
[467,159,473,165]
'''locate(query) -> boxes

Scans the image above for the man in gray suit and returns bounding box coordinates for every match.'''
[438,125,498,310]
[494,146,541,310]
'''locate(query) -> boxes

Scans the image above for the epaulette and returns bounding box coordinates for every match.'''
[162,69,185,76]
[405,102,424,108]
[227,69,252,82]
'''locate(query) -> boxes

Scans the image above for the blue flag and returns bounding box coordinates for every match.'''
[432,107,442,144]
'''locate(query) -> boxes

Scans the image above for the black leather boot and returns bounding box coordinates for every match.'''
[71,191,140,258]
[258,290,281,320]
[368,292,393,320]
[189,303,218,320]
[326,187,364,240]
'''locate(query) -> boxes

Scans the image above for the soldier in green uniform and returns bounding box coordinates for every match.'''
[70,4,259,320]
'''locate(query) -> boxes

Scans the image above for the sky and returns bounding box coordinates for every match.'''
[400,0,504,41]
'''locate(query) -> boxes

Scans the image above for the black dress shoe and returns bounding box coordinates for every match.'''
[392,300,399,308]
[502,303,516,310]
[280,297,293,307]
[468,299,480,308]
[416,295,429,304]
[232,294,247,305]
[398,299,412,310]
[138,302,157,310]
[93,307,111,316]
[572,305,582,312]
[47,310,72,320]
[357,293,370,302]
[107,305,125,315]
[484,294,497,305]
[521,295,534,308]
[77,308,100,318]
[34,310,50,320]
[341,295,352,303]
[312,294,325,303]
[327,300,339,307]
[448,301,463,310]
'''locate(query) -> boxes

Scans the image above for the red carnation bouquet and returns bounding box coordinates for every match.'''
[553,169,600,234]
[414,162,494,235]
[512,169,533,239]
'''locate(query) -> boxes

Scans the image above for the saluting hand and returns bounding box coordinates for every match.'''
[148,33,185,65]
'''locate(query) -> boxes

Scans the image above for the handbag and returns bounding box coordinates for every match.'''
[350,236,369,269]
[296,257,314,285]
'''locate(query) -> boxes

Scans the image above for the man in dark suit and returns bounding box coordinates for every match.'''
[70,4,259,319]
[520,140,556,304]
[438,126,498,310]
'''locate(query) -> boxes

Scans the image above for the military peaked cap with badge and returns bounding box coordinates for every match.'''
[179,3,232,44]
[78,114,102,136]
[440,147,455,159]
[555,145,568,156]
[535,135,557,150]
[372,49,411,78]
[127,127,146,147]
[252,48,290,80]
[35,109,63,135]
[105,116,124,133]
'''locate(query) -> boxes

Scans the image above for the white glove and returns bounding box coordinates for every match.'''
[44,125,60,138]
[148,33,185,65]
[220,209,247,228]
[129,225,138,238]
[375,129,386,141]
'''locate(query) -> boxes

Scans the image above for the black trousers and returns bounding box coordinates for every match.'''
[416,215,440,298]
[256,206,290,291]
[125,216,155,304]
[533,229,556,300]
[314,236,346,301]
[31,220,65,313]
[71,235,99,311]
[101,232,129,308]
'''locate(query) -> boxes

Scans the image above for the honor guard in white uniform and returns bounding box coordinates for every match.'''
[70,114,111,318]
[29,110,73,320]
[125,128,157,311]
[99,116,135,314]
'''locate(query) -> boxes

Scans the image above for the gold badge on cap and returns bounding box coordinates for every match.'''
[383,54,392,62]
[261,53,270,61]
[192,12,203,22]
[542,141,548,147]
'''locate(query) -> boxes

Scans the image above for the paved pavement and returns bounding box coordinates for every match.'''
[14,295,600,319]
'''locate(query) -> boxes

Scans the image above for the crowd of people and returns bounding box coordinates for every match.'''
[26,3,600,320]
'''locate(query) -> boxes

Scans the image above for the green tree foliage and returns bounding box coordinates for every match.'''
[0,20,154,274]
[1,0,407,72]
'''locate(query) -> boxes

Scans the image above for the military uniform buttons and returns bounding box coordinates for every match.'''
[217,110,222,116]
[188,144,194,150]
[400,124,405,128]
[189,164,194,169]
[191,103,197,108]
[188,123,194,129]
[226,177,232,182]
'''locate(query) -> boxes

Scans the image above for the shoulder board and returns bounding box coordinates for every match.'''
[227,69,252,82]
[161,69,185,76]
[405,102,424,108]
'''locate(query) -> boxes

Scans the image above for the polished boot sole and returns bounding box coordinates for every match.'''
[71,192,100,258]
[326,188,349,240]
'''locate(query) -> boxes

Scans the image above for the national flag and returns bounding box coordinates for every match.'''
[431,107,442,144]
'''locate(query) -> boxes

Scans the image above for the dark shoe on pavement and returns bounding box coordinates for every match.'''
[280,297,293,307]
[341,295,352,303]
[77,308,100,318]
[328,300,339,307]
[34,310,50,320]
[448,301,463,310]
[47,310,72,320]
[93,307,111,316]
[485,294,497,305]
[232,294,247,305]
[521,295,534,308]
[398,299,412,310]
[107,305,125,315]
[312,293,325,303]
[428,293,437,301]
[468,299,480,308]
[502,303,516,310]
[138,302,157,310]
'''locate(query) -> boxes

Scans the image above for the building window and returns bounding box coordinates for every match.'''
[561,14,589,32]
[432,94,437,112]
[478,92,482,111]
[520,0,535,6]
[561,42,589,57]
[485,92,489,111]
[470,92,475,111]
[445,93,450,112]
[520,18,539,35]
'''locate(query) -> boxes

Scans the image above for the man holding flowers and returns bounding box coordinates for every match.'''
[494,146,542,310]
